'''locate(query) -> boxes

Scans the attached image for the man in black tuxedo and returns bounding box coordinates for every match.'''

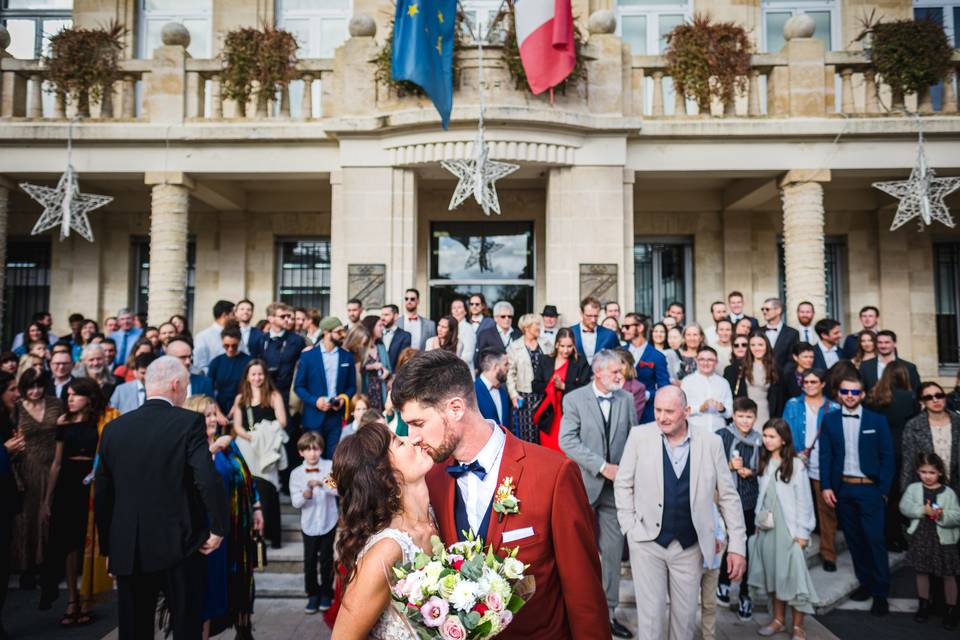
[760,297,799,371]
[95,355,229,640]
[381,303,412,370]
[473,300,521,369]
[726,290,759,332]
[860,329,921,392]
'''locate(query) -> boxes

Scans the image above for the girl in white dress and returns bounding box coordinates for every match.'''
[331,421,437,639]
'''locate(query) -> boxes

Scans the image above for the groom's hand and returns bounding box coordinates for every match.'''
[200,533,223,555]
[726,552,746,582]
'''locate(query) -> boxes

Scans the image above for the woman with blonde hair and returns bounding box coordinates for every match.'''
[507,313,553,444]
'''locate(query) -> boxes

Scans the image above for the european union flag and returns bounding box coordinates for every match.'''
[392,0,457,128]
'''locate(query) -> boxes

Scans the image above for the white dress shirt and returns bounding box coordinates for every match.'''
[193,322,226,374]
[480,373,504,424]
[682,371,733,431]
[877,358,890,381]
[764,321,783,346]
[383,326,396,351]
[799,325,817,345]
[841,405,865,477]
[289,460,339,536]
[581,329,598,364]
[822,344,840,369]
[497,327,513,348]
[593,381,613,422]
[240,325,253,354]
[406,316,423,350]
[456,422,506,534]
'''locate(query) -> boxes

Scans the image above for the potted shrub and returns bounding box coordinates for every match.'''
[664,14,752,114]
[44,22,125,117]
[862,18,952,108]
[221,25,299,117]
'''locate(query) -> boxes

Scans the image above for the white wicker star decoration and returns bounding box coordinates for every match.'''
[873,137,959,231]
[442,129,519,215]
[21,164,112,242]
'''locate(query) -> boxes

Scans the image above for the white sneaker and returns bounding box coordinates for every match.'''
[716,583,730,605]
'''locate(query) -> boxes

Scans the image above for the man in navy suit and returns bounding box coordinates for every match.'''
[819,370,894,616]
[571,296,619,366]
[760,298,800,371]
[841,305,880,360]
[623,313,669,424]
[467,293,496,335]
[235,298,264,356]
[381,304,412,371]
[259,302,306,404]
[859,329,921,393]
[474,350,512,430]
[726,291,759,332]
[812,318,843,371]
[295,316,357,459]
[473,301,521,370]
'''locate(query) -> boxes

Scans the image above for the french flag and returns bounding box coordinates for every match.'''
[514,0,576,95]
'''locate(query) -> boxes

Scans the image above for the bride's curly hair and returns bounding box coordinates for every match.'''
[332,421,403,583]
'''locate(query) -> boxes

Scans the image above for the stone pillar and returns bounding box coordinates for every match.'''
[145,172,193,326]
[329,167,417,316]
[586,11,624,115]
[546,166,628,320]
[145,24,190,123]
[782,18,828,117]
[779,169,830,319]
[332,17,378,119]
[622,169,635,313]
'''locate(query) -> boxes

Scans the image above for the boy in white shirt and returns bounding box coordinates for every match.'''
[289,432,338,614]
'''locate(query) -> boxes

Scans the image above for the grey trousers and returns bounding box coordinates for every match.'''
[628,539,704,640]
[595,483,623,618]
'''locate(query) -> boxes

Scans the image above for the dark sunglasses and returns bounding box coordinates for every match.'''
[921,392,947,402]
[838,389,863,396]
[733,342,748,348]
[802,379,822,385]
[404,296,418,301]
[498,314,513,319]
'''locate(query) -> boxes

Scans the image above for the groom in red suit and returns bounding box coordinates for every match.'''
[391,350,610,640]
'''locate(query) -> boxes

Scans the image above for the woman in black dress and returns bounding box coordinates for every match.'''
[39,377,105,625]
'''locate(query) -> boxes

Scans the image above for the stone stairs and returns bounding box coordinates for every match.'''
[260,496,906,615]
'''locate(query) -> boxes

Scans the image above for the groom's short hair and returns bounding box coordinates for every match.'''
[390,349,477,411]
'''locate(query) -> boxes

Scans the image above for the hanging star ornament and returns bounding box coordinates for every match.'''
[441,129,519,216]
[872,140,960,232]
[21,164,112,242]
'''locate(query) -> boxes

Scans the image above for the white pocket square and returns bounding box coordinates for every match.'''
[863,429,876,434]
[502,527,534,543]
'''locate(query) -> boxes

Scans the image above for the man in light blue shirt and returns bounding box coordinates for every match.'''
[109,308,143,368]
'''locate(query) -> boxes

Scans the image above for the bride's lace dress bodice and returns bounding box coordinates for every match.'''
[358,528,422,640]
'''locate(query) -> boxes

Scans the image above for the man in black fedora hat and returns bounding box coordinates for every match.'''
[540,305,560,351]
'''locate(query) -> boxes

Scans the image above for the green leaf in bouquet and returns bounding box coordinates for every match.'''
[431,535,445,557]
[509,575,536,612]
[507,594,526,614]
[440,568,457,579]
[463,611,482,630]
[460,553,485,581]
[414,552,430,570]
[473,619,493,637]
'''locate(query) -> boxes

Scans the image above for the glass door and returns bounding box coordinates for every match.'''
[634,237,693,321]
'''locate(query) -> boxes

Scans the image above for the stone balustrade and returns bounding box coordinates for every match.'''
[0,18,958,125]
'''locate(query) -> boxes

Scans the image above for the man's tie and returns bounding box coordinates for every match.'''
[137,386,146,407]
[119,331,128,362]
[447,460,487,480]
[842,413,859,418]
[803,328,811,342]
[305,468,320,473]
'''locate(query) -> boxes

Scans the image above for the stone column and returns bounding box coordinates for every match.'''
[329,167,417,315]
[546,166,628,320]
[145,172,193,326]
[779,169,830,318]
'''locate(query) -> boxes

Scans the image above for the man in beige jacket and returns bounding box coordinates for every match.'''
[614,386,746,640]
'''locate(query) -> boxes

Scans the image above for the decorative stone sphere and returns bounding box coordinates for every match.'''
[349,15,377,38]
[783,13,816,40]
[161,22,191,48]
[0,25,10,52]
[588,10,617,35]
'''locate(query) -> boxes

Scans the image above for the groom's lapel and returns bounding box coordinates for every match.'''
[434,459,458,543]
[485,429,526,553]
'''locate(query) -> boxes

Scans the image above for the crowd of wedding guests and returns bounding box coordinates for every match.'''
[2,289,960,639]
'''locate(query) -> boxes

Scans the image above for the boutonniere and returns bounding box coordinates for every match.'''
[493,476,520,522]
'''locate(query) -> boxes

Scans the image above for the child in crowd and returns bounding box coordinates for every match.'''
[900,452,960,629]
[749,419,818,639]
[700,505,725,640]
[289,432,338,614]
[341,393,369,440]
[715,397,762,621]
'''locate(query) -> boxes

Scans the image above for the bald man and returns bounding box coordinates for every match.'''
[615,386,747,640]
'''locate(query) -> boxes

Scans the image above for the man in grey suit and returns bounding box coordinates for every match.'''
[397,288,436,350]
[560,349,638,639]
[615,386,746,640]
[109,353,156,414]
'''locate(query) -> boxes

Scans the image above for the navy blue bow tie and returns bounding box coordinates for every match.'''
[447,460,487,480]
[843,413,859,418]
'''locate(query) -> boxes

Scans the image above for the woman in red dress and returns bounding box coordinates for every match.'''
[534,328,592,454]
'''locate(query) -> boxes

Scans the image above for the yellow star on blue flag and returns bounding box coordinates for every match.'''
[392,0,457,128]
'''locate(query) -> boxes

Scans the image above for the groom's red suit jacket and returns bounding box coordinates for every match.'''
[426,428,610,640]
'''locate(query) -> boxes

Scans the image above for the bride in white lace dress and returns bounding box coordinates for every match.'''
[330,421,438,639]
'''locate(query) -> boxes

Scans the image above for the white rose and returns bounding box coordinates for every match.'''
[405,571,427,605]
[449,580,479,612]
[502,557,524,581]
[423,561,444,589]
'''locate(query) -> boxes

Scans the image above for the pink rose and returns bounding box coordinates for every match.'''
[391,577,407,599]
[440,614,467,640]
[499,610,514,629]
[484,592,505,612]
[420,596,449,628]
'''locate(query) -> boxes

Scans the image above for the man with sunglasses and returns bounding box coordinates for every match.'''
[467,293,495,334]
[473,301,520,370]
[397,288,436,351]
[623,313,669,424]
[819,371,895,616]
[258,302,306,405]
[193,300,236,375]
[572,296,620,366]
[207,325,252,415]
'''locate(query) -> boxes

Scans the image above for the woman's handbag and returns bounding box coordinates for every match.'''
[534,398,555,433]
[756,510,775,531]
[253,534,268,571]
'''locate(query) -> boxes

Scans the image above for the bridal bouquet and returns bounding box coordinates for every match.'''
[389,533,535,639]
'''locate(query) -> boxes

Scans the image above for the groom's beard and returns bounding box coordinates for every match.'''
[423,416,458,463]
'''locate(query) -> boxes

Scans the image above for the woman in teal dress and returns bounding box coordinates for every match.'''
[749,418,819,640]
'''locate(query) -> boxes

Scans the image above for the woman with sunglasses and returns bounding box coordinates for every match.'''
[10,368,62,589]
[783,369,840,571]
[902,382,960,494]
[726,333,785,426]
[723,336,751,390]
